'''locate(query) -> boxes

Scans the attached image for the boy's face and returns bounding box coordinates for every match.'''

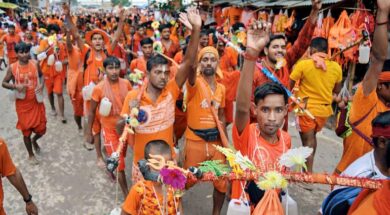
[255,94,288,137]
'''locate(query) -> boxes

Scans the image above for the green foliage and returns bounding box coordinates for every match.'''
[198,160,230,177]
[111,0,131,7]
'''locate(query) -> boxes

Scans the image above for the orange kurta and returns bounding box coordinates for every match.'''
[162,40,180,59]
[0,138,17,215]
[336,84,389,172]
[1,34,21,64]
[11,61,47,137]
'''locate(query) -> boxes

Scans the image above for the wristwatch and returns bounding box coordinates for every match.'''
[23,194,32,203]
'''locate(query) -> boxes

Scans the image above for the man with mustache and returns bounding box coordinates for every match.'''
[231,21,291,206]
[252,0,322,131]
[119,7,202,185]
[183,45,228,215]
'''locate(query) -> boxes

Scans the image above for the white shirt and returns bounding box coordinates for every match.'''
[341,150,387,179]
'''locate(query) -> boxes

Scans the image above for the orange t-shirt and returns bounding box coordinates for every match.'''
[92,78,132,130]
[122,180,181,215]
[0,138,17,215]
[219,47,238,72]
[121,80,181,163]
[1,34,21,59]
[130,57,147,73]
[184,77,226,141]
[231,122,291,199]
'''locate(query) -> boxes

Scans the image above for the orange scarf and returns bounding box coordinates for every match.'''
[102,78,128,116]
[373,181,390,215]
[84,49,107,85]
[379,71,390,83]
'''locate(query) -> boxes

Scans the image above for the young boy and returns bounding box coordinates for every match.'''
[121,140,182,215]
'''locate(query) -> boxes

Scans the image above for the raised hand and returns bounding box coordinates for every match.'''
[311,0,322,11]
[179,11,191,31]
[186,6,202,30]
[246,21,271,53]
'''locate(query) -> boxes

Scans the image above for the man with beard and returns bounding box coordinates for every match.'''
[87,56,132,197]
[119,7,202,184]
[0,25,21,64]
[129,38,153,74]
[231,21,291,206]
[335,0,390,174]
[2,42,46,165]
[252,0,322,131]
[160,24,180,59]
[63,4,125,154]
[183,45,228,215]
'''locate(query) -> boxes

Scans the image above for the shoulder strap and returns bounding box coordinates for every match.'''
[83,48,91,72]
[348,104,377,146]
[197,78,228,147]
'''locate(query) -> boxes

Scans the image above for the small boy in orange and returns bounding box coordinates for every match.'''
[121,140,182,215]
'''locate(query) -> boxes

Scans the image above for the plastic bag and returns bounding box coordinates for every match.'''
[253,190,284,215]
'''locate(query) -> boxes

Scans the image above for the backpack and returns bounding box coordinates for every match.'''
[321,187,362,215]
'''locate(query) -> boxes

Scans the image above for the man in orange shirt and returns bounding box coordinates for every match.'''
[159,24,180,59]
[183,46,228,215]
[65,28,83,133]
[0,25,21,64]
[335,0,390,174]
[64,4,125,154]
[129,38,153,74]
[2,42,46,165]
[87,56,132,197]
[37,24,67,122]
[0,138,38,215]
[0,23,7,69]
[119,7,201,184]
[232,22,291,206]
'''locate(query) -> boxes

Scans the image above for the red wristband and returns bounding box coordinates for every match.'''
[243,52,258,61]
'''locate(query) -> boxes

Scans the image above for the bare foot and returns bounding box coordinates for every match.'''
[83,142,94,151]
[32,140,41,155]
[96,158,106,169]
[28,156,40,165]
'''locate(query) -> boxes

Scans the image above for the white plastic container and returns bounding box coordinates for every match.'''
[35,91,44,103]
[226,199,250,215]
[15,90,26,100]
[120,58,126,70]
[37,52,47,61]
[282,192,299,215]
[99,97,112,117]
[82,82,95,101]
[358,44,370,64]
[55,61,63,72]
[47,54,55,66]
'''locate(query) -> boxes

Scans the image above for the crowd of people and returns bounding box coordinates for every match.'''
[0,0,389,214]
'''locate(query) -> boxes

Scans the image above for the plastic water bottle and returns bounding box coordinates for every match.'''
[47,54,55,66]
[282,193,299,215]
[99,97,112,117]
[227,199,250,215]
[55,61,63,72]
[37,52,47,61]
[82,82,95,101]
[358,44,370,64]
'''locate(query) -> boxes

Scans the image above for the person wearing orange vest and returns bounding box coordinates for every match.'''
[0,25,21,64]
[129,38,153,74]
[159,23,181,59]
[232,21,291,207]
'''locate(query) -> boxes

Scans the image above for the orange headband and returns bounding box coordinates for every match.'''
[379,71,390,83]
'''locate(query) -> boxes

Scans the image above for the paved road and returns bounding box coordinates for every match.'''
[0,70,343,215]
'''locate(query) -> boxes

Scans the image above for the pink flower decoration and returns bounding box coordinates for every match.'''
[160,167,187,190]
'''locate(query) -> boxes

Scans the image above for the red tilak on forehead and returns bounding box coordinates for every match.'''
[372,126,390,138]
